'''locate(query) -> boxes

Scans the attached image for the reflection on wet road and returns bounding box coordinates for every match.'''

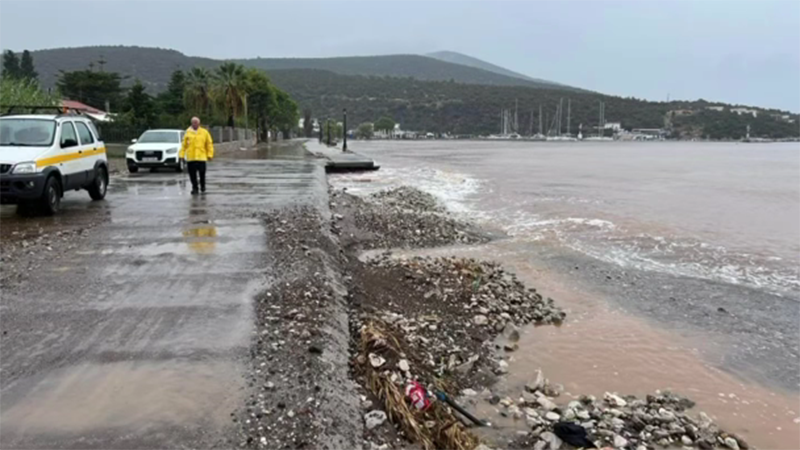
[0,152,326,448]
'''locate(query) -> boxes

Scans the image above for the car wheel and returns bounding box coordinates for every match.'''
[88,166,108,200]
[128,165,139,173]
[150,168,158,173]
[175,159,185,173]
[39,175,61,215]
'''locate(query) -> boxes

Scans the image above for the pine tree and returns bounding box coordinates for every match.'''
[19,50,38,82]
[2,50,21,79]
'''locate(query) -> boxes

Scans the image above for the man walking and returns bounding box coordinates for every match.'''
[180,116,214,195]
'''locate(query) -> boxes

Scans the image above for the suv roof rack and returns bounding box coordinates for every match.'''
[0,104,90,117]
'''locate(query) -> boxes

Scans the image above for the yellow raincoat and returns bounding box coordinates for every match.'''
[179,127,214,161]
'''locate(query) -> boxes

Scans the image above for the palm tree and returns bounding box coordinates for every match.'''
[184,67,212,117]
[212,62,247,127]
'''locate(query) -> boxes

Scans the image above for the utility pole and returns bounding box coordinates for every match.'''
[342,108,348,152]
[243,94,248,137]
[539,104,543,135]
[327,119,331,146]
[514,99,518,134]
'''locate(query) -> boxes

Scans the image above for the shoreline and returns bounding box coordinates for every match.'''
[320,184,764,448]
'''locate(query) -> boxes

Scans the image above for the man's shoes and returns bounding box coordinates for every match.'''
[201,187,206,194]
[191,189,199,195]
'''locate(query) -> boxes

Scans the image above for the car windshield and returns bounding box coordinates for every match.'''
[137,131,180,143]
[0,118,57,147]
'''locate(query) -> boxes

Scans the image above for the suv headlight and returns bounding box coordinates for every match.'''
[165,147,178,155]
[126,147,135,154]
[12,162,36,174]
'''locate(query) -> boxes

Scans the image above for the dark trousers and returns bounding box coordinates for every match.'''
[188,161,207,192]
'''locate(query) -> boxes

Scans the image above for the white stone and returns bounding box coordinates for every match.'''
[605,392,628,407]
[636,446,647,450]
[397,359,410,372]
[461,388,477,397]
[681,435,693,445]
[474,445,493,450]
[658,408,676,422]
[577,410,591,420]
[567,400,582,410]
[613,435,628,448]
[562,408,576,421]
[364,410,387,430]
[526,369,545,392]
[368,353,386,368]
[473,315,488,325]
[540,431,563,450]
[698,411,713,429]
[724,437,740,450]
[533,441,547,450]
[537,396,558,411]
[523,407,539,418]
[545,411,560,421]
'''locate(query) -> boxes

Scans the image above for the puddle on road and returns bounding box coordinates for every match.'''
[1,359,241,436]
[183,225,218,254]
[377,242,800,450]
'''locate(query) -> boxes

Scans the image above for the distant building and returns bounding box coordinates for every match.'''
[731,108,758,118]
[604,122,622,132]
[61,100,112,122]
[706,106,725,112]
[669,109,693,117]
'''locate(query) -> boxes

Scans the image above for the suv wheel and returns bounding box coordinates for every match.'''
[88,166,108,200]
[39,176,61,215]
[128,164,139,173]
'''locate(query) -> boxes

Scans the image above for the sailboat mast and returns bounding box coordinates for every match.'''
[514,99,519,134]
[539,104,543,135]
[567,99,571,136]
[558,98,563,136]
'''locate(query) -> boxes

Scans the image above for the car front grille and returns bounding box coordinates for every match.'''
[0,164,11,174]
[136,151,163,160]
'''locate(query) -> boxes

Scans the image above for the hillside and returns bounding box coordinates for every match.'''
[236,54,571,90]
[426,50,565,88]
[23,46,568,92]
[265,69,798,138]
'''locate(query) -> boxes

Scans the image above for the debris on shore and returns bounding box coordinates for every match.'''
[330,187,484,249]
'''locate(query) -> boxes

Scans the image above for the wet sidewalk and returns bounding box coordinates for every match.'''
[0,153,328,448]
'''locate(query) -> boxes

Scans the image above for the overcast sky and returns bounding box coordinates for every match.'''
[1,0,798,111]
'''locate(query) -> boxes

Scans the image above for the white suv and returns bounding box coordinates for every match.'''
[0,113,109,215]
[126,129,185,173]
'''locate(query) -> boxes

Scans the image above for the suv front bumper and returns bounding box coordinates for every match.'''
[0,172,47,204]
[127,157,181,168]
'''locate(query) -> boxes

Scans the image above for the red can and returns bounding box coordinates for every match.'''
[405,381,431,410]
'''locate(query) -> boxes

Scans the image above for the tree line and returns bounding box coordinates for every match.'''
[2,50,299,141]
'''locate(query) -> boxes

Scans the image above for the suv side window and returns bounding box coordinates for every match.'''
[61,122,78,148]
[75,121,94,145]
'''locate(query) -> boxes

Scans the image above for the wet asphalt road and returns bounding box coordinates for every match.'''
[0,144,328,448]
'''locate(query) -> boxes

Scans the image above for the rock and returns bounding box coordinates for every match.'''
[397,359,410,372]
[473,315,488,325]
[537,396,558,411]
[503,343,519,352]
[605,392,628,407]
[658,408,676,422]
[364,410,387,430]
[523,407,539,418]
[577,410,591,420]
[567,400,582,410]
[636,446,647,450]
[613,434,628,448]
[563,408,576,421]
[611,417,625,429]
[724,437,740,450]
[495,360,509,375]
[508,405,523,420]
[474,445,493,450]
[681,435,693,446]
[461,388,477,397]
[544,383,564,397]
[368,353,386,368]
[308,344,323,354]
[697,412,713,429]
[526,369,546,393]
[499,397,514,407]
[455,354,479,374]
[503,323,521,342]
[540,431,563,450]
[545,411,561,421]
[533,440,547,450]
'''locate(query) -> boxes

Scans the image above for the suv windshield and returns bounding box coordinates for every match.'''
[138,131,180,144]
[0,118,57,147]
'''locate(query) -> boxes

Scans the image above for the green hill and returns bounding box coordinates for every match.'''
[24,46,568,92]
[426,50,565,88]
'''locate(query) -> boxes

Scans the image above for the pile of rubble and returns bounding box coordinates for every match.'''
[477,370,750,450]
[330,187,483,249]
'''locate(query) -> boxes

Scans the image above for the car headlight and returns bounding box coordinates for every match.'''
[126,147,135,154]
[12,162,36,174]
[165,147,178,155]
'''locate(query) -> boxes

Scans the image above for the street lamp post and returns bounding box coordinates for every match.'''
[343,108,348,152]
